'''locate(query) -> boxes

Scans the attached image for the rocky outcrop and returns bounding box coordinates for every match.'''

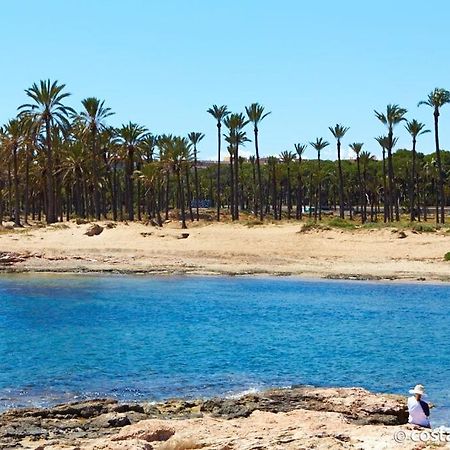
[0,387,409,449]
[201,386,408,425]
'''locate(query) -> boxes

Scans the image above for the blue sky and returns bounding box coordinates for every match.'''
[1,0,449,160]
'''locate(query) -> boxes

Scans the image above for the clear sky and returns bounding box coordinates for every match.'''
[1,0,449,160]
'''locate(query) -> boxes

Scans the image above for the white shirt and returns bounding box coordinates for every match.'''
[408,396,431,428]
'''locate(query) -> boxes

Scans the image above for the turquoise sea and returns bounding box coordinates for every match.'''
[0,275,449,426]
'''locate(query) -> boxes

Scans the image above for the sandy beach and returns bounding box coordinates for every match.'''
[0,220,449,282]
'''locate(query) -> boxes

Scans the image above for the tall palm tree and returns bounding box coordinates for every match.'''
[405,120,430,221]
[349,142,365,222]
[18,80,74,223]
[117,122,147,221]
[418,88,450,223]
[329,124,349,219]
[309,138,329,221]
[246,103,271,221]
[188,132,205,221]
[294,143,307,219]
[164,136,191,229]
[374,104,407,221]
[359,150,375,222]
[224,113,249,220]
[207,105,230,221]
[375,136,387,222]
[280,150,296,219]
[76,97,114,219]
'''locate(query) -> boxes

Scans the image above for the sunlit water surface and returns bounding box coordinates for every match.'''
[1,275,449,426]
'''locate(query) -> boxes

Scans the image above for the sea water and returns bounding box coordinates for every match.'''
[0,274,449,426]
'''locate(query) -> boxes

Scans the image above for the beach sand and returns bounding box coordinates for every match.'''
[0,220,449,281]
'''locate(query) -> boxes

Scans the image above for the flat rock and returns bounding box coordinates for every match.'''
[112,420,175,442]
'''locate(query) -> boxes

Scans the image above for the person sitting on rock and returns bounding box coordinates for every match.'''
[408,384,431,428]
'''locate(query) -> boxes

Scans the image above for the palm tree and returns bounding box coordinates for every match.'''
[405,120,430,221]
[117,122,147,221]
[2,119,25,226]
[294,143,307,219]
[309,138,329,221]
[76,97,114,219]
[375,135,395,222]
[418,88,450,223]
[224,113,249,220]
[359,150,375,222]
[329,124,349,219]
[188,132,205,221]
[18,80,74,223]
[245,103,271,221]
[207,105,230,221]
[165,136,191,229]
[374,104,407,221]
[349,143,365,222]
[280,150,296,219]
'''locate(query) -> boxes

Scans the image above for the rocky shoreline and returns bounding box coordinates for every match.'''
[0,386,414,449]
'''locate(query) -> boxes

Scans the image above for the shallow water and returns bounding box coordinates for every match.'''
[0,274,449,425]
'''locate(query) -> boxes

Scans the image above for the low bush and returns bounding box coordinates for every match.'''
[327,217,356,229]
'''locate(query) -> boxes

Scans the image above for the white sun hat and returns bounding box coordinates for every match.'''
[409,384,427,397]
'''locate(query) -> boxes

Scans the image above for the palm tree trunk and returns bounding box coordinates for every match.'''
[185,164,194,221]
[127,147,135,221]
[177,167,187,229]
[356,156,363,223]
[229,152,235,219]
[254,127,264,221]
[234,145,239,221]
[337,140,345,219]
[216,123,222,221]
[410,137,417,221]
[12,144,21,226]
[164,171,170,221]
[24,145,31,224]
[194,146,200,221]
[434,109,445,223]
[287,166,292,219]
[92,128,100,220]
[45,118,56,223]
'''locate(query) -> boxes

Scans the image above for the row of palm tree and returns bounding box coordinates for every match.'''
[1,80,450,228]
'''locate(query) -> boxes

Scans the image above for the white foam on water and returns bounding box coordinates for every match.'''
[225,388,260,399]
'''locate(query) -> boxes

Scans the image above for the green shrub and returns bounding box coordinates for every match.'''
[444,252,450,261]
[327,217,356,229]
[298,221,331,233]
[412,223,436,233]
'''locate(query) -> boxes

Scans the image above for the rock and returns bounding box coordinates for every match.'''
[90,413,131,429]
[75,218,90,225]
[1,423,48,439]
[20,399,118,419]
[105,222,117,229]
[112,404,145,415]
[200,387,408,425]
[398,231,407,239]
[112,420,175,442]
[178,233,190,239]
[140,232,153,237]
[0,252,26,265]
[85,224,104,236]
